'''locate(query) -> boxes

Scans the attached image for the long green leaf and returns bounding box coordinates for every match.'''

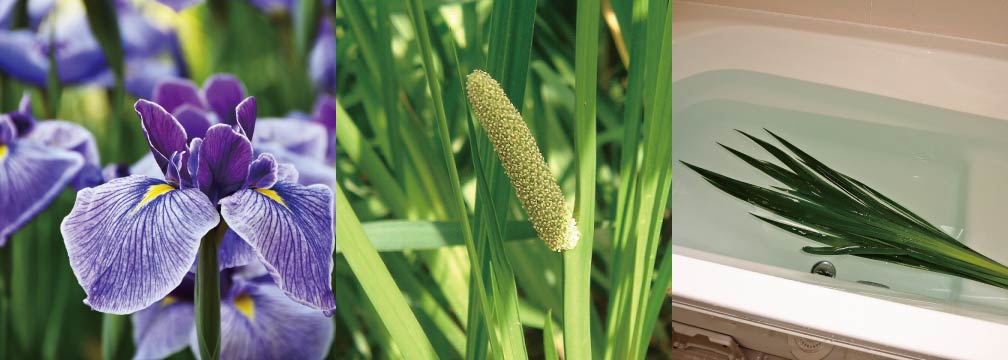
[355,220,536,252]
[684,128,1008,290]
[335,185,437,358]
[564,0,600,359]
[604,0,650,354]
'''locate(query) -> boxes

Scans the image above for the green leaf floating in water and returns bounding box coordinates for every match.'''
[682,129,1008,290]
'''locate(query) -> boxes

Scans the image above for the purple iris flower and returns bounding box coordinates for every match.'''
[309,18,334,94]
[0,0,181,99]
[254,95,335,187]
[0,92,100,245]
[136,75,335,190]
[132,263,334,360]
[61,83,336,315]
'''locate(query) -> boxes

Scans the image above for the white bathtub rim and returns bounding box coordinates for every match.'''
[670,245,1008,359]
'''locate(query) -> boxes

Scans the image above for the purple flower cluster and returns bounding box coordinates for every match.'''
[48,74,338,359]
[0,1,337,357]
[0,0,182,98]
[0,92,100,245]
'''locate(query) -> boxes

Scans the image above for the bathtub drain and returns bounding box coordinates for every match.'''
[810,261,836,278]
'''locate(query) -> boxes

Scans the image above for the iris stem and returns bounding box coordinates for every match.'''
[195,220,228,360]
[1,246,11,359]
[100,314,125,360]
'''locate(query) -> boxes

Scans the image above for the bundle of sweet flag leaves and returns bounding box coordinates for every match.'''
[682,129,1008,290]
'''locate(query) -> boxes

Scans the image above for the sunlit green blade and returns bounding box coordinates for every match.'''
[354,220,535,253]
[564,0,600,358]
[543,309,559,360]
[335,185,436,358]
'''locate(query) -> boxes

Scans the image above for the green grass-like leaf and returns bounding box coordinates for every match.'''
[334,185,437,358]
[564,0,601,359]
[682,129,1008,289]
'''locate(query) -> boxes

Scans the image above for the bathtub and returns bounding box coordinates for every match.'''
[669,2,1008,359]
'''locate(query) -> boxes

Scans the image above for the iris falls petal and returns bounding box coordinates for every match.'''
[132,299,195,360]
[204,280,334,359]
[27,121,100,166]
[62,175,219,314]
[219,182,335,312]
[219,229,258,270]
[1,141,83,245]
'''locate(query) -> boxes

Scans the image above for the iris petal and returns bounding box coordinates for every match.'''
[27,121,99,166]
[309,19,335,93]
[136,99,187,173]
[0,30,49,86]
[173,105,212,140]
[235,96,256,141]
[130,153,164,179]
[196,124,253,201]
[27,121,103,189]
[62,175,219,314]
[204,74,246,126]
[219,229,257,270]
[132,300,194,360]
[257,143,335,191]
[124,58,178,100]
[1,140,83,245]
[0,116,15,144]
[10,92,35,135]
[254,120,327,161]
[219,182,335,312]
[245,153,278,189]
[153,78,206,114]
[193,279,334,359]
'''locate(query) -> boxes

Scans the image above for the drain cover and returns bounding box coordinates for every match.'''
[811,261,836,277]
[788,334,834,360]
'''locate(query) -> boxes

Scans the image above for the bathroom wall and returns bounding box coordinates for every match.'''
[683,0,1008,45]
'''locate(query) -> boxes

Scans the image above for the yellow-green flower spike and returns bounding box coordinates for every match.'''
[466,70,579,252]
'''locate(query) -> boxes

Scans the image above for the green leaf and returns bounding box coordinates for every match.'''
[564,0,601,360]
[294,0,322,56]
[101,314,127,360]
[638,243,673,355]
[334,185,437,358]
[82,0,124,78]
[195,222,227,360]
[684,129,1008,290]
[355,220,536,252]
[543,309,559,360]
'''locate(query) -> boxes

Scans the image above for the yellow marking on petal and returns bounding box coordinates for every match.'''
[233,294,255,320]
[136,184,176,210]
[160,296,177,307]
[255,188,289,209]
[0,144,7,162]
